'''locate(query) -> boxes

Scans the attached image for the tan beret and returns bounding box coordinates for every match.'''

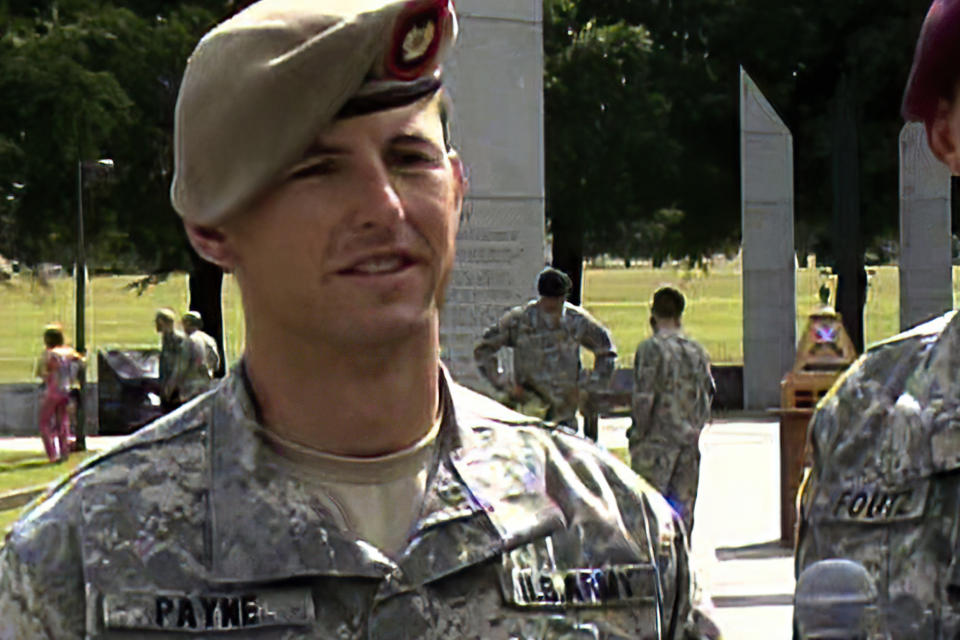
[171,0,458,225]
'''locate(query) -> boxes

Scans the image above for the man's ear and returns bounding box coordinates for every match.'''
[183,222,236,272]
[448,150,468,203]
[928,98,960,175]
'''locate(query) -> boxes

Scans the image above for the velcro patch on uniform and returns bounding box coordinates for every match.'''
[824,479,928,523]
[101,587,315,632]
[931,427,960,471]
[505,565,657,609]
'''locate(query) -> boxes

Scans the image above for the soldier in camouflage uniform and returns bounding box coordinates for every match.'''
[155,307,194,411]
[0,1,718,638]
[796,1,960,636]
[182,310,221,378]
[629,287,714,534]
[474,267,617,432]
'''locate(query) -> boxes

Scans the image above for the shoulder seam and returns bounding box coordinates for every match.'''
[39,415,208,500]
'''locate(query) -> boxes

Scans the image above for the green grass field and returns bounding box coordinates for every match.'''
[0,261,952,381]
[582,261,908,367]
[0,260,949,535]
[0,451,98,536]
[0,273,246,383]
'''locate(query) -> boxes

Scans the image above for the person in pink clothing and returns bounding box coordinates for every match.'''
[35,325,83,463]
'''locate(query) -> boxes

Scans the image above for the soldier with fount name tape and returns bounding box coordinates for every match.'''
[0,1,718,638]
[796,1,960,636]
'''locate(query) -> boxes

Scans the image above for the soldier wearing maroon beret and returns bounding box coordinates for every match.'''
[903,0,960,173]
[796,2,960,637]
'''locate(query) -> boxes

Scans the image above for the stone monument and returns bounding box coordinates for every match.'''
[899,121,952,332]
[740,68,797,410]
[439,0,546,388]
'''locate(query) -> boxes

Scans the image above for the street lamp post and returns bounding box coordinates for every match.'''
[75,158,113,451]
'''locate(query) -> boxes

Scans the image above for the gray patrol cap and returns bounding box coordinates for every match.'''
[171,0,458,226]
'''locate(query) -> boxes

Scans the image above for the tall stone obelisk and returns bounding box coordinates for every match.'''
[439,1,546,388]
[899,122,952,331]
[740,68,796,410]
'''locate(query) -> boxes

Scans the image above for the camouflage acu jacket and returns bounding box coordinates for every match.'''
[159,330,194,398]
[0,366,710,639]
[630,330,714,449]
[474,300,616,395]
[797,310,960,638]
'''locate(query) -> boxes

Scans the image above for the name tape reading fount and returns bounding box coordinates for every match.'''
[827,480,928,523]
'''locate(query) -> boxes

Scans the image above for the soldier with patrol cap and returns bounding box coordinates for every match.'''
[155,306,194,410]
[182,310,221,379]
[474,266,617,434]
[796,1,960,636]
[0,1,717,638]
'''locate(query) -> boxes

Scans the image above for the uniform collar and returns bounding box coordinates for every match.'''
[206,364,562,587]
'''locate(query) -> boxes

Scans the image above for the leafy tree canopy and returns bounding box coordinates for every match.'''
[545,0,932,271]
[0,0,236,270]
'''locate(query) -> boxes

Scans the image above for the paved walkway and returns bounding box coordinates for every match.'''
[599,416,794,640]
[0,435,126,454]
[2,416,794,639]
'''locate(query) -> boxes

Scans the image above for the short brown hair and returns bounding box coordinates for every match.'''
[651,287,685,320]
[43,325,64,348]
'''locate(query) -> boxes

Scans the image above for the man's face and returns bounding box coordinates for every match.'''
[221,96,463,347]
[929,80,960,175]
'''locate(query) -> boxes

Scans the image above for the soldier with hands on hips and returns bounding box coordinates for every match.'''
[628,287,714,534]
[474,266,617,434]
[796,1,960,636]
[0,2,718,638]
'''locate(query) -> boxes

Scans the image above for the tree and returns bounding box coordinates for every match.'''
[545,1,680,301]
[0,1,234,365]
[545,0,932,345]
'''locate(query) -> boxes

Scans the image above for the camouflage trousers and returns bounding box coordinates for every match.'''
[629,441,701,533]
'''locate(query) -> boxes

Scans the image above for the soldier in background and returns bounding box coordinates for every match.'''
[796,1,960,636]
[175,311,216,401]
[154,307,191,410]
[474,266,617,433]
[629,287,714,533]
[0,2,716,638]
[182,310,220,378]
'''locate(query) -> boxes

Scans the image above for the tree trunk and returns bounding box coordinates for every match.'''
[552,221,585,305]
[832,70,865,353]
[187,248,226,377]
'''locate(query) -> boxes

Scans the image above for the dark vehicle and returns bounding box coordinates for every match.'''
[97,349,164,435]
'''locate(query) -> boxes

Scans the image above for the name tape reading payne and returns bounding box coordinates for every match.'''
[101,588,315,632]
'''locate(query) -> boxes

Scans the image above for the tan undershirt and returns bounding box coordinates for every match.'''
[256,417,442,556]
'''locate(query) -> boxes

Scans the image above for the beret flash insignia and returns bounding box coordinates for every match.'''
[388,0,452,80]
